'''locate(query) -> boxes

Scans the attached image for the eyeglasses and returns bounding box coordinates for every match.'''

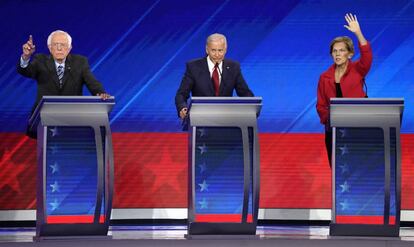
[50,42,69,49]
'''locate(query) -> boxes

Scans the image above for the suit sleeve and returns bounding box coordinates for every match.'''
[316,75,329,125]
[16,55,40,79]
[81,57,106,95]
[234,63,254,97]
[355,42,373,77]
[175,62,194,116]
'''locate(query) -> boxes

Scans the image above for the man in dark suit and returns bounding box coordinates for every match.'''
[17,30,110,137]
[175,33,254,119]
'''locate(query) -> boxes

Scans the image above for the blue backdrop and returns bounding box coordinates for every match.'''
[1,0,413,133]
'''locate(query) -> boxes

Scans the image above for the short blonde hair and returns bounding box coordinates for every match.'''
[330,36,354,55]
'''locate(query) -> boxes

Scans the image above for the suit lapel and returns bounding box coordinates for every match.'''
[219,60,228,95]
[202,58,215,95]
[61,55,71,89]
[46,56,61,91]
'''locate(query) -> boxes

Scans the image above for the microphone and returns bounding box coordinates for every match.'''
[363,77,368,98]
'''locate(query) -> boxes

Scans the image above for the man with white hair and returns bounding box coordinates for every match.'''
[175,33,254,119]
[17,30,110,138]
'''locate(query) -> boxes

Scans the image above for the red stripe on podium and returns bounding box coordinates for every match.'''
[389,216,396,225]
[195,214,253,223]
[46,215,105,224]
[336,215,396,225]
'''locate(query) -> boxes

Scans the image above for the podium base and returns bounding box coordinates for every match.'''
[185,234,259,240]
[330,223,399,237]
[33,235,112,241]
[188,222,257,235]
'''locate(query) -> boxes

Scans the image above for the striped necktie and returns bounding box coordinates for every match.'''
[57,65,64,88]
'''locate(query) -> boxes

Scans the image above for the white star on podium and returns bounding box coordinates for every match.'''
[50,199,59,211]
[198,128,207,137]
[198,161,207,174]
[339,163,349,174]
[197,143,208,155]
[339,129,346,138]
[50,162,59,174]
[339,199,349,210]
[198,198,208,209]
[340,181,350,193]
[339,145,349,155]
[50,145,58,154]
[50,181,60,192]
[198,180,209,192]
[49,127,58,137]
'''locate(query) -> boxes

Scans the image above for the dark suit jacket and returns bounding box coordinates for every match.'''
[175,57,254,114]
[17,53,106,110]
[17,53,106,138]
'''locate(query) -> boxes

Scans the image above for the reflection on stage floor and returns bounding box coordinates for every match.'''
[1,225,414,246]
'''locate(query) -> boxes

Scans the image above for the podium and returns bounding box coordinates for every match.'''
[329,98,404,237]
[185,97,262,237]
[28,96,115,238]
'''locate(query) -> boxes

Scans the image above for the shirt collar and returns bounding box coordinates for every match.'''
[206,57,223,72]
[54,58,66,69]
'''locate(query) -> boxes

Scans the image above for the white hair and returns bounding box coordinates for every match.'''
[47,30,72,47]
[206,33,227,48]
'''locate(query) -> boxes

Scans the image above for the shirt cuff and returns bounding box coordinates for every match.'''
[20,56,30,68]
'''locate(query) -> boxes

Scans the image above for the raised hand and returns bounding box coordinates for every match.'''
[22,35,36,61]
[344,13,361,34]
[344,13,367,45]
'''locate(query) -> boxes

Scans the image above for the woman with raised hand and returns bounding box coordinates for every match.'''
[316,13,373,166]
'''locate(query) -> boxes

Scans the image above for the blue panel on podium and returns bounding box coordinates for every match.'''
[194,127,252,221]
[335,127,386,222]
[45,126,101,222]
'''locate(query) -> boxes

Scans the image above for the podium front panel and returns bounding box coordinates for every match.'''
[44,126,105,224]
[192,127,253,223]
[334,127,396,225]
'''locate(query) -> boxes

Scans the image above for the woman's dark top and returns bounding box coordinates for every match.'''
[335,83,343,98]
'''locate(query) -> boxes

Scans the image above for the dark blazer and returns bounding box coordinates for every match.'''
[17,53,106,110]
[175,57,254,114]
[17,53,106,138]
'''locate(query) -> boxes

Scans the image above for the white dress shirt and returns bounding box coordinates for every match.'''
[206,57,222,85]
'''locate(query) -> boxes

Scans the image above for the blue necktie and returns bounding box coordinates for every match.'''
[57,65,64,88]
